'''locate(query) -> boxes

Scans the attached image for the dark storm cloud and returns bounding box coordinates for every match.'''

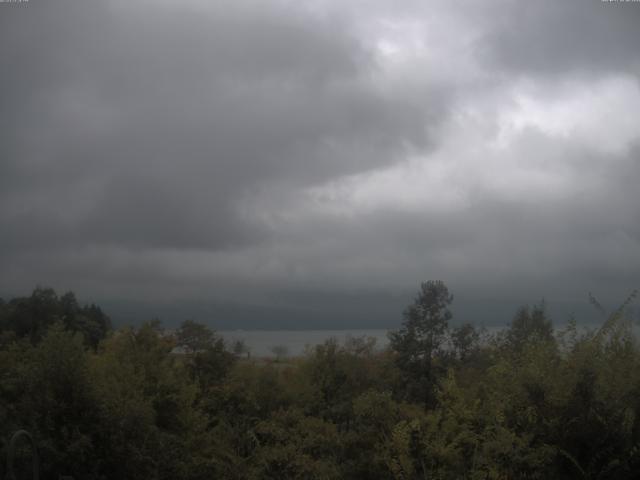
[1,0,639,326]
[0,0,444,256]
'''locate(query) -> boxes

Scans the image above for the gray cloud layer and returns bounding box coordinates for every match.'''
[1,0,639,327]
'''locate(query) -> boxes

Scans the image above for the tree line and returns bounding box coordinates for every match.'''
[1,283,639,479]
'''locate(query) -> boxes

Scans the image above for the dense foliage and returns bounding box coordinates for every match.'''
[1,285,639,479]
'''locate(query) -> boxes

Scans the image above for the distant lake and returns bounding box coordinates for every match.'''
[220,323,615,357]
[219,327,507,357]
[219,329,391,357]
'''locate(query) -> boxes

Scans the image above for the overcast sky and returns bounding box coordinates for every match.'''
[1,0,639,327]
